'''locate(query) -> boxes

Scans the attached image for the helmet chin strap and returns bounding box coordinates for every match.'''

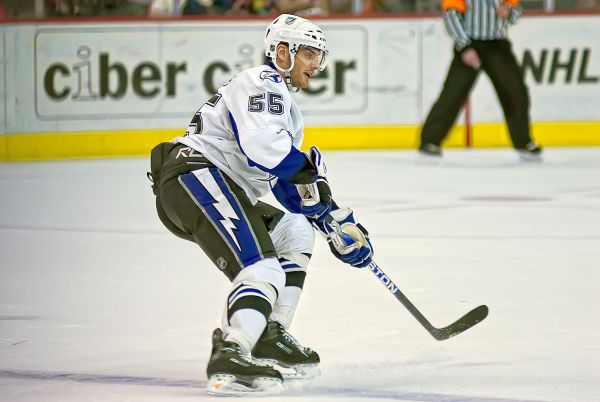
[272,49,299,93]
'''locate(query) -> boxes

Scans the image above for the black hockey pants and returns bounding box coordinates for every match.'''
[148,142,283,281]
[420,39,533,149]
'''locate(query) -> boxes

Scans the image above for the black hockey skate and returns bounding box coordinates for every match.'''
[206,328,284,396]
[252,320,321,379]
[517,142,543,162]
[419,143,442,157]
[417,143,443,166]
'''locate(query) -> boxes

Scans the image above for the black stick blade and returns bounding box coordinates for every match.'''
[430,305,489,341]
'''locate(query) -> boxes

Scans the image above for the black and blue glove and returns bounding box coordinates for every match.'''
[271,146,331,222]
[318,208,374,268]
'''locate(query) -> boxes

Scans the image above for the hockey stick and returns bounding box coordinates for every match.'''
[324,215,488,341]
[367,261,488,341]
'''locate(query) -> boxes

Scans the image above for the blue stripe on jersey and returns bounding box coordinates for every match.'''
[228,112,306,180]
[271,178,303,214]
[179,168,262,267]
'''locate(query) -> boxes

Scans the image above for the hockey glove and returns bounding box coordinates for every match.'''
[296,146,332,222]
[322,208,374,268]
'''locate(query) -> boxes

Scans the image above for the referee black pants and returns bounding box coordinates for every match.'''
[420,39,532,149]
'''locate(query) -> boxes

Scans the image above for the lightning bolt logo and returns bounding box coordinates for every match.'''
[212,196,241,251]
[193,170,242,251]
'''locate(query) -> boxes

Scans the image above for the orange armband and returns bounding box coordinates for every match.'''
[441,0,466,13]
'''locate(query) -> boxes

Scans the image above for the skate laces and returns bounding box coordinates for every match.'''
[242,354,271,367]
[222,341,272,367]
[274,322,311,353]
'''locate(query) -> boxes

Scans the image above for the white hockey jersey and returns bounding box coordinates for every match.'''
[175,64,306,205]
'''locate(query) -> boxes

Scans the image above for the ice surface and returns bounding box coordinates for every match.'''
[1,148,599,402]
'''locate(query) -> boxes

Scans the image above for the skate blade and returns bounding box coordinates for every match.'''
[207,374,285,396]
[518,153,543,162]
[277,363,321,380]
[416,153,442,166]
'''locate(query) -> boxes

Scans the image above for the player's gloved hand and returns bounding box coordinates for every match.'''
[322,208,374,268]
[297,146,332,222]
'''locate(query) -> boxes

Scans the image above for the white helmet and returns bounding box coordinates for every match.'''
[264,14,329,73]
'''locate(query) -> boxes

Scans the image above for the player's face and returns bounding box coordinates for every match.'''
[290,46,322,89]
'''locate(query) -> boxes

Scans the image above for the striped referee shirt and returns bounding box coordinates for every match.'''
[443,0,522,50]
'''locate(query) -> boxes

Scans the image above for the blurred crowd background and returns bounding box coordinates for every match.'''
[0,0,597,20]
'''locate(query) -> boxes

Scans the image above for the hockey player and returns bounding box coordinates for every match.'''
[148,14,374,395]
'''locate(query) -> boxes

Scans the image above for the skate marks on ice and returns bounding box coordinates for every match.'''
[0,370,200,389]
[327,195,559,215]
[0,223,166,235]
[0,315,40,321]
[0,369,550,402]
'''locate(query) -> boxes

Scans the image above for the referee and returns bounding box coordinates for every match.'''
[419,0,543,161]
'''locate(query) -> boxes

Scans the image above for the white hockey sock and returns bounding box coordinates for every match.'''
[221,257,285,353]
[223,309,267,354]
[270,286,302,329]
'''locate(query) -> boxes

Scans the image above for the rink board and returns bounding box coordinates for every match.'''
[1,15,599,160]
[1,121,599,161]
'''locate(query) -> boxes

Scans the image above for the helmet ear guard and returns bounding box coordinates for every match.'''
[264,14,329,74]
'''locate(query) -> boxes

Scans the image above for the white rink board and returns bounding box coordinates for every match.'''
[1,15,599,134]
[471,15,600,123]
[0,29,5,132]
[32,24,371,119]
[2,19,420,133]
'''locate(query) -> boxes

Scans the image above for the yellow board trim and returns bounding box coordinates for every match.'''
[1,122,599,161]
